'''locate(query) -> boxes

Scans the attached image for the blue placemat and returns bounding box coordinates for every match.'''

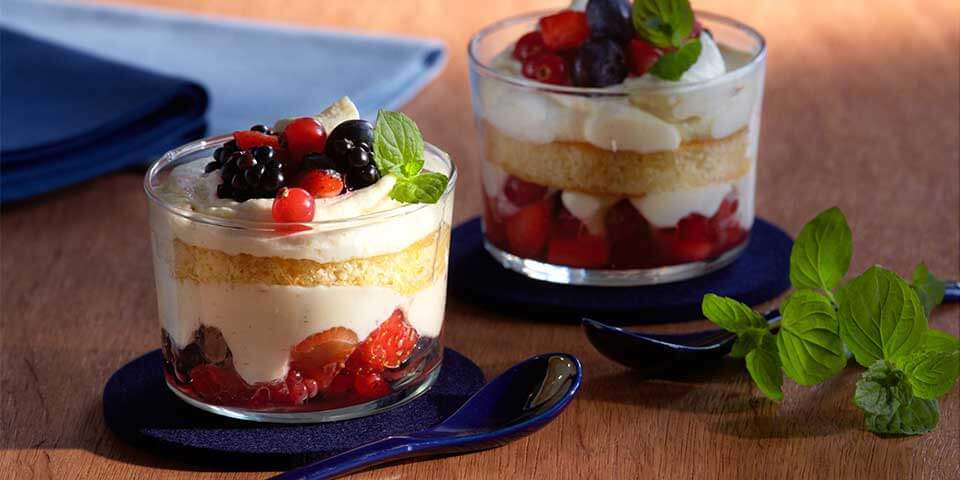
[449,217,792,324]
[103,348,483,470]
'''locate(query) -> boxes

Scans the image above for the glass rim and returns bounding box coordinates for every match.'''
[467,9,767,96]
[143,134,457,231]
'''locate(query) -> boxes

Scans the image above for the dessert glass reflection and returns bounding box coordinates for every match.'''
[144,102,455,422]
[468,7,766,286]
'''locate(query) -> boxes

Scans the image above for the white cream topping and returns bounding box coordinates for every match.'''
[560,191,619,235]
[631,183,731,227]
[157,157,449,264]
[479,33,764,154]
[158,277,447,384]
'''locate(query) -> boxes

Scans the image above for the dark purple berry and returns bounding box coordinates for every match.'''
[213,147,225,162]
[250,124,270,134]
[238,152,257,170]
[243,165,264,187]
[252,145,274,163]
[260,169,284,191]
[216,183,232,199]
[204,161,220,173]
[327,120,374,160]
[348,163,381,190]
[571,38,628,87]
[347,148,371,168]
[586,0,633,42]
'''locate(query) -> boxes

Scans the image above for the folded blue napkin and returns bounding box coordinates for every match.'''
[0,0,447,203]
[0,27,208,203]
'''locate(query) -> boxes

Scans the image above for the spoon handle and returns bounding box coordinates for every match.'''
[270,435,420,480]
[945,281,960,303]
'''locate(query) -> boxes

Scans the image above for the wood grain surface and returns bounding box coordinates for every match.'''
[2,0,958,478]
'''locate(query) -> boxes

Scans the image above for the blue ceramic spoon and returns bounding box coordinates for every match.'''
[272,353,581,480]
[584,281,960,372]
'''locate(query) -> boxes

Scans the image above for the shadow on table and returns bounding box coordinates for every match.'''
[582,358,862,439]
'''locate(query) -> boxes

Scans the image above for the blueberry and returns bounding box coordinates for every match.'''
[252,145,274,162]
[347,148,371,168]
[243,164,264,187]
[231,173,247,192]
[571,38,628,87]
[238,152,258,170]
[204,161,220,173]
[216,183,233,199]
[250,124,269,133]
[586,0,633,42]
[327,120,374,159]
[213,147,225,162]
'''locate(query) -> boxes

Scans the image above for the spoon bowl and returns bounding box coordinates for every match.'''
[273,353,581,480]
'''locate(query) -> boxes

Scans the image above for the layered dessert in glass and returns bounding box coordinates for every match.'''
[144,98,456,422]
[468,0,766,285]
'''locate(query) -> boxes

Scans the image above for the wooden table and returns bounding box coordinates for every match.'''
[2,0,958,478]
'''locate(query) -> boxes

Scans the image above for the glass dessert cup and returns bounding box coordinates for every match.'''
[145,136,456,423]
[468,11,766,286]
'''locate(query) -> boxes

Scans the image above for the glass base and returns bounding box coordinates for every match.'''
[167,361,442,424]
[484,239,749,287]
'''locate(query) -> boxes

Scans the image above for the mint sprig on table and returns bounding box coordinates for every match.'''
[372,110,449,204]
[702,207,958,435]
[632,0,702,81]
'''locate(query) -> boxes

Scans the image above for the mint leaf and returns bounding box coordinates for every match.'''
[702,294,767,333]
[731,327,767,358]
[650,39,702,81]
[373,110,424,178]
[389,172,449,204]
[789,207,852,294]
[911,263,946,318]
[921,329,960,353]
[776,291,846,385]
[854,361,912,416]
[864,396,939,435]
[896,348,959,400]
[745,332,783,401]
[632,0,695,48]
[838,266,927,367]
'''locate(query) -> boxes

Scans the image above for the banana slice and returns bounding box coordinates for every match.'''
[273,96,360,133]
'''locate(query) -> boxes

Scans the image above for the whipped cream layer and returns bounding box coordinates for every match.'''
[158,274,447,384]
[476,34,763,154]
[156,156,451,264]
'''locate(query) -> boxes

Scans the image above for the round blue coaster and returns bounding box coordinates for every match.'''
[449,216,791,324]
[103,348,484,470]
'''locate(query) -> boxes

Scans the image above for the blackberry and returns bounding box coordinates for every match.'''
[250,124,275,135]
[215,146,287,201]
[347,163,381,190]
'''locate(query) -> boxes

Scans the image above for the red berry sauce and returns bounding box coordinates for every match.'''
[483,176,749,269]
[161,309,425,412]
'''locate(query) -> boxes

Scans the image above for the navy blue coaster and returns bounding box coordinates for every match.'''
[449,216,792,324]
[103,348,484,470]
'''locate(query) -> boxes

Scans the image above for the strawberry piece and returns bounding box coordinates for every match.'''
[659,214,718,263]
[604,200,659,268]
[350,309,419,373]
[521,54,571,85]
[546,206,610,267]
[504,197,553,258]
[548,236,610,268]
[627,38,663,77]
[513,31,549,61]
[291,327,359,389]
[354,372,391,399]
[539,10,590,51]
[189,364,253,404]
[297,169,345,198]
[483,192,508,247]
[503,176,548,207]
[711,197,739,225]
[233,130,281,150]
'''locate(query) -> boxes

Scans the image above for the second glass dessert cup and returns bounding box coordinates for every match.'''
[145,136,456,422]
[468,11,766,286]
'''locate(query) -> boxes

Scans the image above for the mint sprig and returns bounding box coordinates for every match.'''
[700,206,957,435]
[632,0,702,80]
[372,110,449,204]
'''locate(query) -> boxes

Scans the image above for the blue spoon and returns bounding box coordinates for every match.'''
[584,281,960,372]
[272,353,582,480]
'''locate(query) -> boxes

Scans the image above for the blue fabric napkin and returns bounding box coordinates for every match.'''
[0,27,208,203]
[0,0,447,203]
